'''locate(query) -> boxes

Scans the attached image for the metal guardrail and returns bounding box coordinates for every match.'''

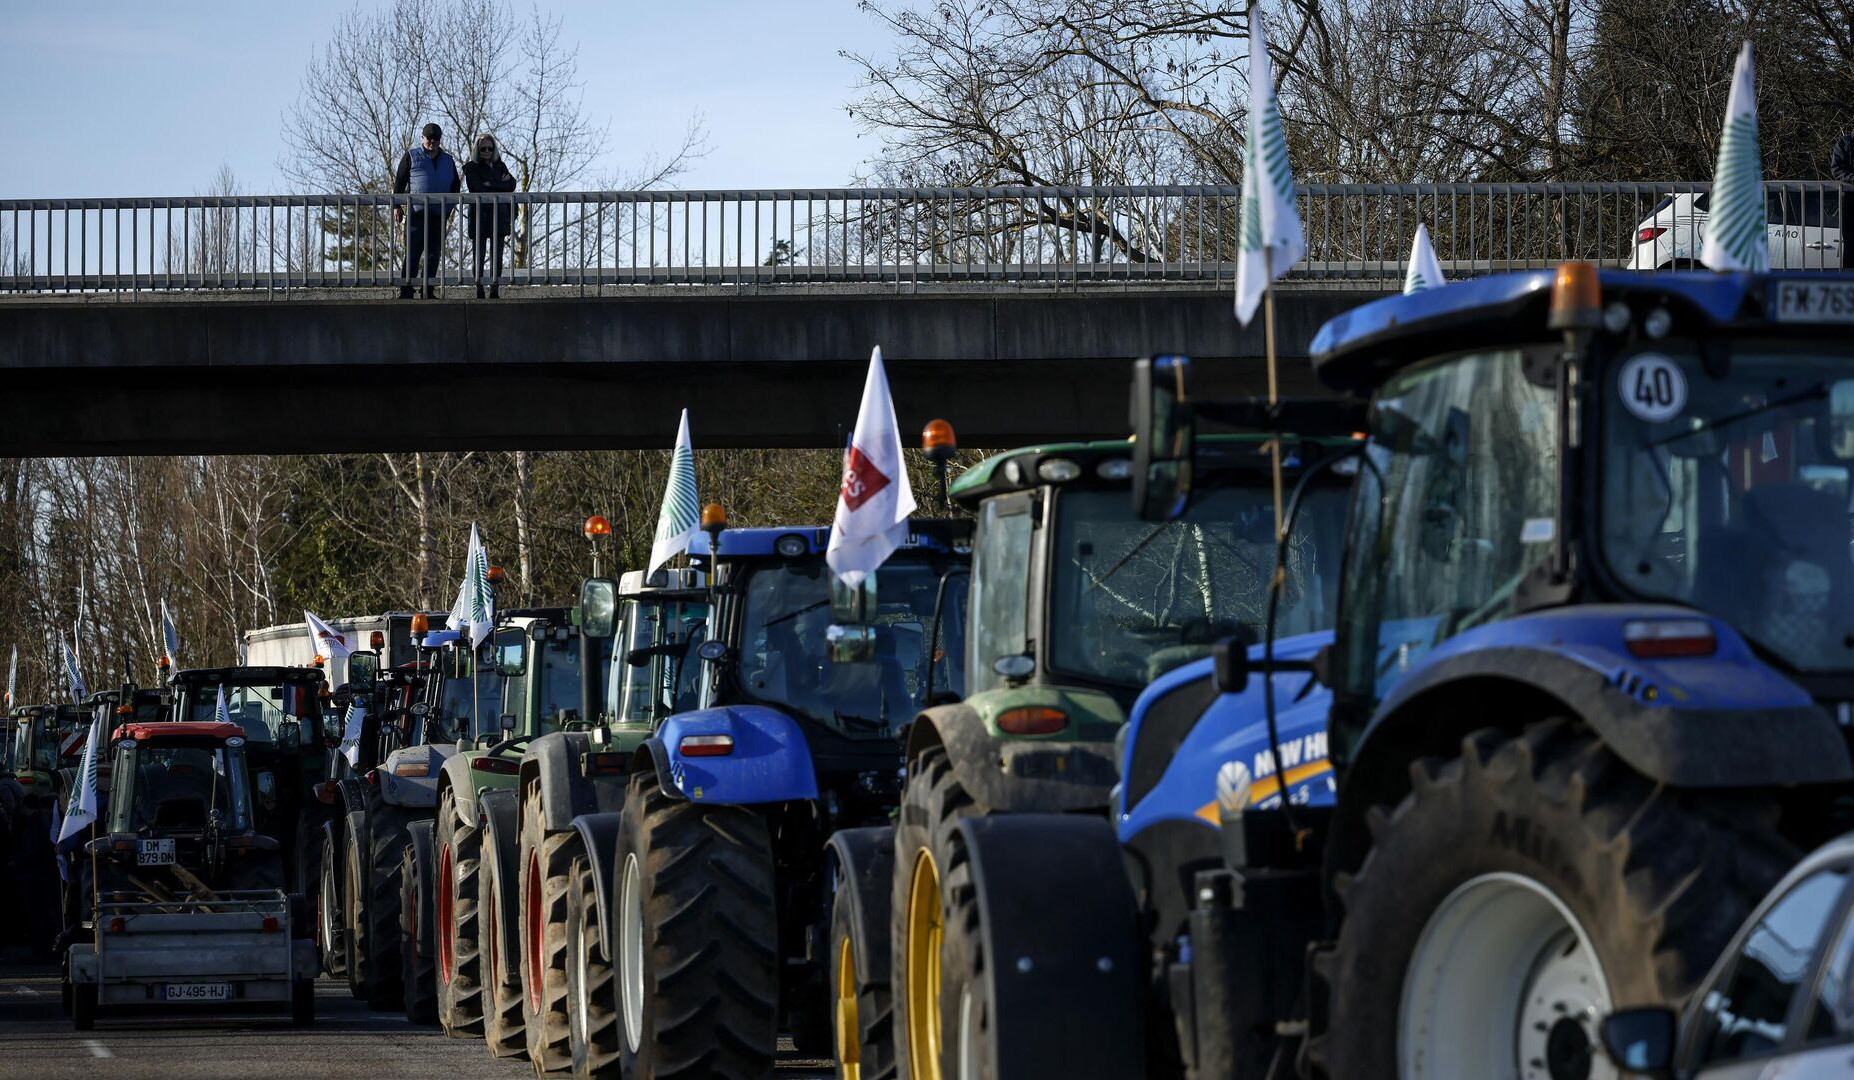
[0,183,1843,295]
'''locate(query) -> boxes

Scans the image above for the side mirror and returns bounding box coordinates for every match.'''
[275,721,301,752]
[826,624,878,664]
[580,577,618,639]
[499,712,517,735]
[1599,1007,1677,1078]
[346,652,379,690]
[1130,354,1196,521]
[322,715,343,746]
[493,627,528,677]
[1211,629,1260,695]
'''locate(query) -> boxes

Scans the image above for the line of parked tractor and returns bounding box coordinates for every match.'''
[4,259,1854,1080]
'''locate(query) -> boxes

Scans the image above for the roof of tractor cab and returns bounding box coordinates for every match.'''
[1311,269,1854,394]
[950,433,1362,505]
[689,522,970,559]
[172,665,327,686]
[113,721,245,742]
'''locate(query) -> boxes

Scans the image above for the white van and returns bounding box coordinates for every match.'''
[1627,188,1842,270]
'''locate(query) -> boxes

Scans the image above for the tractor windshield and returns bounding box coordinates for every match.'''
[737,555,964,739]
[181,682,318,746]
[433,647,502,741]
[1600,340,1854,673]
[612,597,709,724]
[1046,486,1348,689]
[107,742,251,833]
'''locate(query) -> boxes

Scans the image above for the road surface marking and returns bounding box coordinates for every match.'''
[83,1040,113,1058]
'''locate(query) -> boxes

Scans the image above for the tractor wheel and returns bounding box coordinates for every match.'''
[519,783,577,1073]
[344,802,409,1009]
[566,853,622,1079]
[318,832,347,979]
[831,866,898,1080]
[481,811,530,1059]
[1311,720,1797,1079]
[613,771,777,1080]
[891,746,984,1080]
[436,788,485,1037]
[400,839,438,1024]
[291,979,317,1026]
[71,982,97,1031]
[293,811,325,897]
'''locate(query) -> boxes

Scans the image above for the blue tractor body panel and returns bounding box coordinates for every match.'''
[649,704,821,805]
[1118,631,1337,842]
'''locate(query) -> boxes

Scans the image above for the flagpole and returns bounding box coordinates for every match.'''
[1263,245,1285,546]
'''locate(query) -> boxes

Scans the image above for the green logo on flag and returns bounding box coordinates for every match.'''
[1709,111,1768,270]
[655,439,698,544]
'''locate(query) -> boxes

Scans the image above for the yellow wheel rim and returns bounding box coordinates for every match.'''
[905,848,944,1080]
[836,935,862,1080]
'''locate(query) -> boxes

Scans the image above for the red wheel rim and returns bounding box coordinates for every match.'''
[438,843,455,984]
[525,851,543,1013]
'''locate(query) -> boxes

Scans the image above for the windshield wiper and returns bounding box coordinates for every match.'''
[1085,521,1173,594]
[765,598,831,627]
[1650,382,1827,447]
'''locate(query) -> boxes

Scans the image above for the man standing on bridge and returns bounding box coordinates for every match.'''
[1833,129,1854,269]
[393,123,461,299]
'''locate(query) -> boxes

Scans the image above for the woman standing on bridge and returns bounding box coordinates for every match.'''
[463,135,517,299]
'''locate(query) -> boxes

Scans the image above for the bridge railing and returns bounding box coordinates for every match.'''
[0,183,1842,294]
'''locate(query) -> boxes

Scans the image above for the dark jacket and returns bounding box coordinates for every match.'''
[1833,133,1854,185]
[462,159,518,238]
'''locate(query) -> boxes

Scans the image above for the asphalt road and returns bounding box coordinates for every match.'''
[0,963,832,1079]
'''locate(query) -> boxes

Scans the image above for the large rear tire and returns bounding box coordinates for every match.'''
[891,746,976,1080]
[566,853,622,1079]
[401,837,438,1024]
[436,787,485,1037]
[344,801,409,1009]
[614,772,778,1080]
[831,867,898,1080]
[481,803,530,1060]
[520,784,577,1073]
[1312,721,1797,1079]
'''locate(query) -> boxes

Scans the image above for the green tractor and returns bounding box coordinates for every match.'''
[427,605,587,1056]
[7,702,88,953]
[509,567,707,1071]
[829,427,1358,1079]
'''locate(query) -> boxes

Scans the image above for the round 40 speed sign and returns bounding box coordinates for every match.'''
[1616,353,1687,423]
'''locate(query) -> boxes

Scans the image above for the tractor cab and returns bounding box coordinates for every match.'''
[591,567,710,748]
[90,721,279,893]
[167,666,330,893]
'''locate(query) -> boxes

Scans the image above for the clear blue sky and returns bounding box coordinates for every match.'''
[1,1,896,198]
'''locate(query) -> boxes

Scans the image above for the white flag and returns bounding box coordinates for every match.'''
[215,685,233,727]
[648,409,701,576]
[447,523,495,647]
[304,609,355,659]
[57,716,102,842]
[1701,42,1769,273]
[5,644,15,709]
[827,347,917,589]
[1403,224,1447,294]
[161,597,181,670]
[338,699,367,768]
[1234,11,1305,326]
[61,635,86,704]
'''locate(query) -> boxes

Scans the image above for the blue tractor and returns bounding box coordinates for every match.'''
[945,265,1854,1080]
[564,517,969,1079]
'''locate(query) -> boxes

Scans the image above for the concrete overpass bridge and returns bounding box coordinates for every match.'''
[0,182,1837,455]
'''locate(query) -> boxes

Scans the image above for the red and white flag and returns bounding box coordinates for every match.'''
[303,609,354,659]
[827,347,916,589]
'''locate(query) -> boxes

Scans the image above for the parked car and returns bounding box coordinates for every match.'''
[1601,831,1854,1078]
[1626,189,1842,270]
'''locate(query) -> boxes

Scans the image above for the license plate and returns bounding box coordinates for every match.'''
[136,839,175,866]
[1774,281,1854,323]
[160,982,232,1001]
